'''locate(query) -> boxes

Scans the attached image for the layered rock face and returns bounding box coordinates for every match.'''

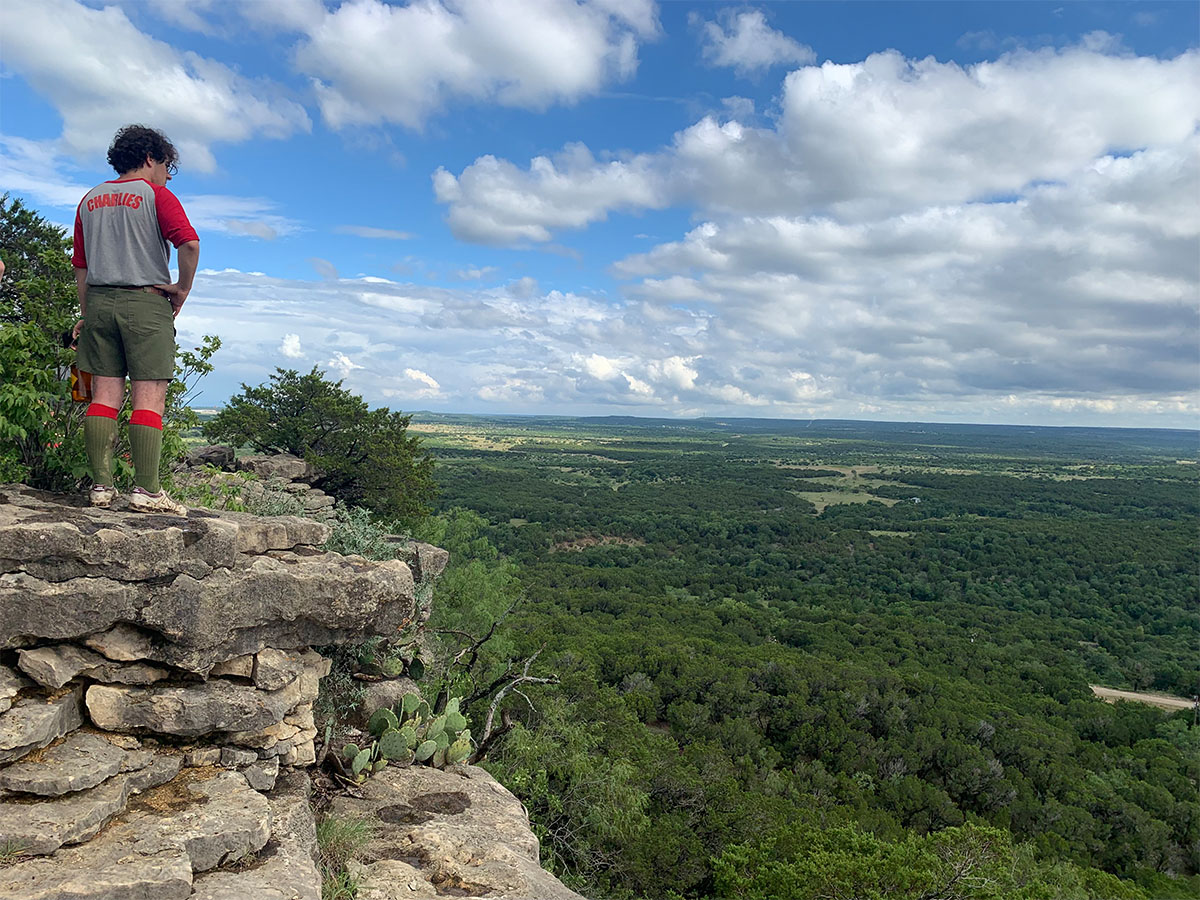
[0,484,580,900]
[332,764,585,900]
[177,448,339,518]
[0,484,427,899]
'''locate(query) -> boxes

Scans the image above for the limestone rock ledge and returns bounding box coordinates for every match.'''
[331,765,586,900]
[0,484,582,900]
[0,483,417,674]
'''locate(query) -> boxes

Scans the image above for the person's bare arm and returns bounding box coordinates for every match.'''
[154,240,200,317]
[73,267,88,339]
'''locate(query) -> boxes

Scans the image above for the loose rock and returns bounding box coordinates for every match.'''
[241,757,279,792]
[0,666,31,715]
[188,770,319,900]
[210,654,255,679]
[83,623,155,661]
[18,644,110,689]
[0,686,83,764]
[252,648,305,691]
[0,731,134,796]
[0,755,180,855]
[185,445,235,469]
[219,747,257,768]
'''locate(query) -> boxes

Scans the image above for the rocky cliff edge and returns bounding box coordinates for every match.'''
[0,484,583,900]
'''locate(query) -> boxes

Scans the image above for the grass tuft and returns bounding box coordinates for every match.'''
[317,813,375,900]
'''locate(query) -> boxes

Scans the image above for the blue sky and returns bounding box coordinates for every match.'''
[1,0,1197,427]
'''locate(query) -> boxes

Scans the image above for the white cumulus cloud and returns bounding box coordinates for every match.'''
[404,368,441,391]
[436,41,1199,241]
[695,8,815,74]
[0,0,310,171]
[280,334,304,358]
[326,352,363,378]
[291,0,659,130]
[433,143,665,244]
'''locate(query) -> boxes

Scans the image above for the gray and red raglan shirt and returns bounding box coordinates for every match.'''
[72,178,198,286]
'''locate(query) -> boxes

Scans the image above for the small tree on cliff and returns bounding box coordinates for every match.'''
[204,366,436,523]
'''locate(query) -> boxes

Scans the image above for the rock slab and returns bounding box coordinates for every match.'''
[0,768,269,900]
[188,770,319,900]
[0,687,83,764]
[0,755,180,855]
[329,764,585,900]
[0,731,139,796]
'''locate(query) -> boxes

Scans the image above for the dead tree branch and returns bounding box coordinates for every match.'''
[471,649,558,762]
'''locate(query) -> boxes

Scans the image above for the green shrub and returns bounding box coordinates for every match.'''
[203,367,435,523]
[323,505,403,560]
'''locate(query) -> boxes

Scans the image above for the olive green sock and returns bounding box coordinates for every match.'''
[84,415,117,486]
[129,423,163,492]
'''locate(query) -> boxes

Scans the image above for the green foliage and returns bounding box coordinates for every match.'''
[172,465,257,512]
[411,507,522,700]
[0,839,30,868]
[323,505,403,559]
[483,690,656,894]
[423,416,1198,899]
[711,822,1150,900]
[0,195,88,488]
[203,366,435,522]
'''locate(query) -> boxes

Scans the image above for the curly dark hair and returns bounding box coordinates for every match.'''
[107,125,179,176]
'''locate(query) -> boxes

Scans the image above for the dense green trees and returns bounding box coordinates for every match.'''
[0,194,86,487]
[204,366,435,522]
[420,419,1199,899]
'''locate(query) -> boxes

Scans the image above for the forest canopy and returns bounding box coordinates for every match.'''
[415,414,1199,900]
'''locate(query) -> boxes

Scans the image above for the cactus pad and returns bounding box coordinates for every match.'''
[379,730,409,760]
[351,747,372,776]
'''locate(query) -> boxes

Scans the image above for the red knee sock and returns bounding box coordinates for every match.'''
[129,409,163,429]
[85,403,119,419]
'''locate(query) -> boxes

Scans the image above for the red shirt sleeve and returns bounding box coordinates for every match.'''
[151,184,199,247]
[72,202,87,268]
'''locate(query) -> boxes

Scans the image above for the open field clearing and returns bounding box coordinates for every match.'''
[791,489,900,512]
[1090,686,1195,711]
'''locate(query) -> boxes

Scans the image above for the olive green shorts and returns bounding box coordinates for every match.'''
[76,286,176,381]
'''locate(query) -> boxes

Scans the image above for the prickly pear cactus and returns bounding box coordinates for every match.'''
[379,730,409,760]
[448,736,471,765]
[351,747,372,776]
[368,707,399,737]
[348,692,475,783]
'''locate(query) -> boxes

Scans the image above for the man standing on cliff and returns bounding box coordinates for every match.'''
[72,125,199,515]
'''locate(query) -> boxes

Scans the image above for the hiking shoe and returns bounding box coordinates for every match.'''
[129,488,188,516]
[89,485,118,508]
